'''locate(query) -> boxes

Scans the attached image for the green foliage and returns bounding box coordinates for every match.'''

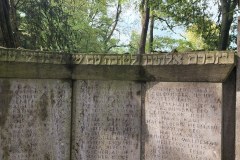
[148,0,232,50]
[151,36,192,52]
[185,24,219,50]
[129,27,216,53]
[17,0,122,53]
[19,0,76,51]
[129,31,140,54]
[6,0,238,52]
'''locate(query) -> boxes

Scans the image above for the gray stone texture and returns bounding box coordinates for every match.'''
[236,59,240,160]
[143,82,222,160]
[0,49,235,82]
[72,80,141,160]
[0,49,237,160]
[0,79,71,160]
[222,69,235,160]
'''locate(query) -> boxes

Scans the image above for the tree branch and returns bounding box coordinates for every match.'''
[106,0,121,43]
[107,44,136,52]
[156,17,186,39]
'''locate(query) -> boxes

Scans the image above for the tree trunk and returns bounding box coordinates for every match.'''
[0,23,4,46]
[218,0,237,50]
[10,0,20,47]
[0,0,16,48]
[149,14,154,53]
[139,0,150,54]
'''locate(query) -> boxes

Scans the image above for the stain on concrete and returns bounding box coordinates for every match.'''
[136,90,141,96]
[39,92,48,121]
[138,66,156,81]
[44,153,50,160]
[2,146,9,160]
[50,90,55,106]
[0,80,12,127]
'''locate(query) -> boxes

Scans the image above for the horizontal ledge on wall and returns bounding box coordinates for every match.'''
[0,48,236,82]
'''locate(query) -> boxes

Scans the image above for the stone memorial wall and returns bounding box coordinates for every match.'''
[143,83,222,160]
[0,79,71,160]
[0,48,237,160]
[72,81,141,160]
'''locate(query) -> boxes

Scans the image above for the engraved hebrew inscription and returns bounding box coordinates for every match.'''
[144,82,222,160]
[0,48,234,65]
[72,80,141,160]
[0,79,71,160]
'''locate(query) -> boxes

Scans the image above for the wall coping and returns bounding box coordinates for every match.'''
[0,48,235,65]
[0,48,236,82]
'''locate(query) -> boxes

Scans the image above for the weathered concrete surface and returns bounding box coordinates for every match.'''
[236,58,240,160]
[143,82,222,160]
[235,17,240,160]
[222,68,236,160]
[72,80,141,160]
[0,48,235,82]
[0,48,237,160]
[0,79,71,160]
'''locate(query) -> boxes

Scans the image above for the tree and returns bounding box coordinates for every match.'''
[139,0,150,54]
[16,0,123,53]
[142,0,238,51]
[0,0,16,47]
[219,0,238,50]
[104,0,122,52]
[17,0,74,51]
[1,0,238,52]
[154,0,218,50]
[148,9,155,53]
[129,31,140,54]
